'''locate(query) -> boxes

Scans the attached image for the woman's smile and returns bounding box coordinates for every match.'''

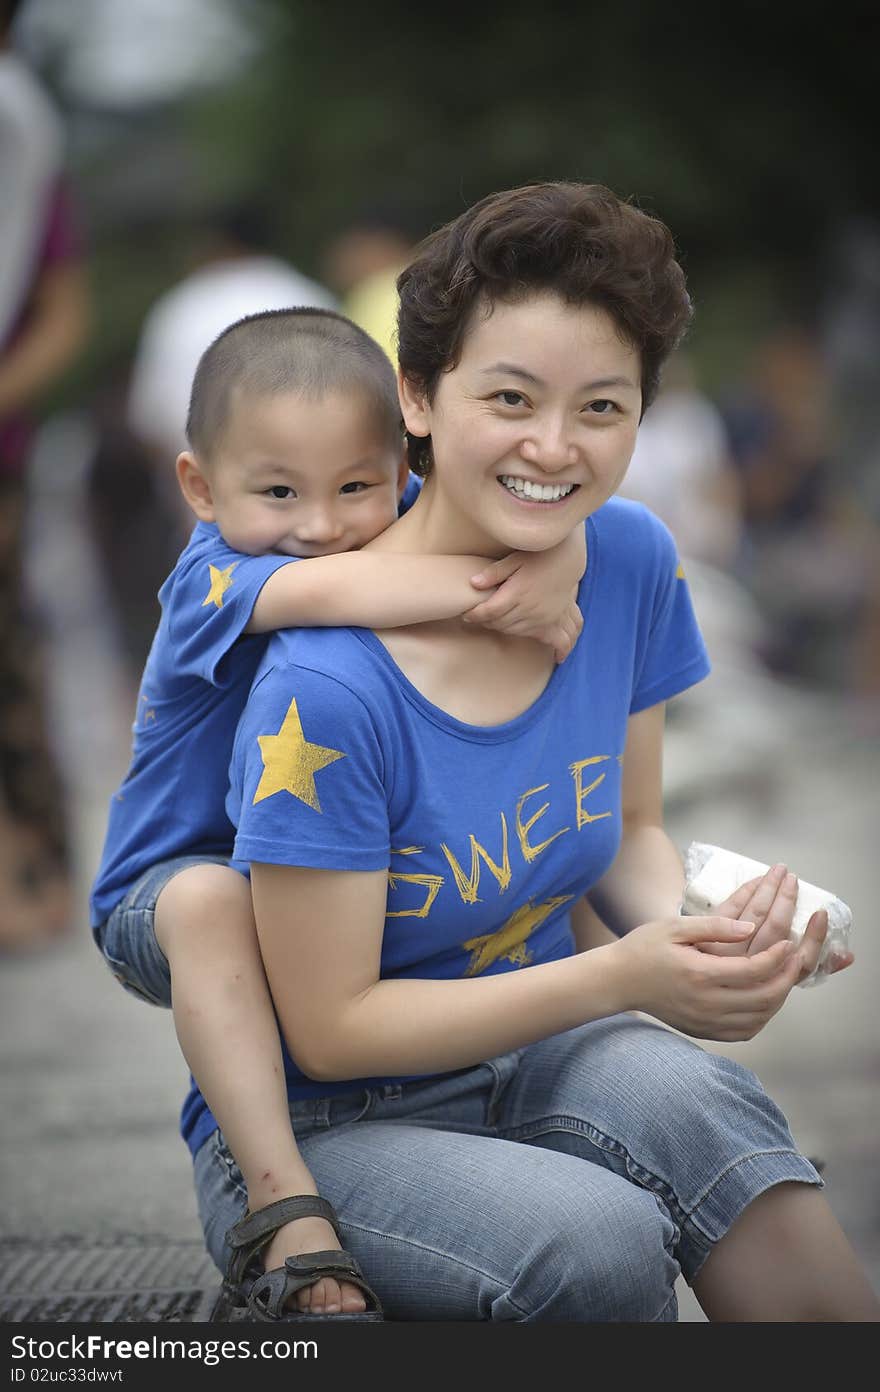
[497,474,581,505]
[398,292,641,557]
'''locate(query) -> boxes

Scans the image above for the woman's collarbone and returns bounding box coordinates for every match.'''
[374,625,557,725]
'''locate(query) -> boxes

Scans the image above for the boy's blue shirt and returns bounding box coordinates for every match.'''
[89,474,423,928]
[180,497,711,1156]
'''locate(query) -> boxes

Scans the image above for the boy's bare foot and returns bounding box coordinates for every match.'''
[261,1216,367,1315]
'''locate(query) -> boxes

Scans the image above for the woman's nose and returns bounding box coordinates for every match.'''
[519,422,577,471]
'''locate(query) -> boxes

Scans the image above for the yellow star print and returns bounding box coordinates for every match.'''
[202,562,238,609]
[676,561,685,579]
[462,894,573,976]
[253,697,345,811]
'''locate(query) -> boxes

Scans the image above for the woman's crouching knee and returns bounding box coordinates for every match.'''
[503,1185,679,1322]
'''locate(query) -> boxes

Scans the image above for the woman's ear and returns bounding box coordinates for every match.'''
[176,451,216,522]
[397,368,431,438]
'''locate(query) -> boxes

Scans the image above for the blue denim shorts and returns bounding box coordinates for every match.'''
[93,854,231,1007]
[192,1016,823,1321]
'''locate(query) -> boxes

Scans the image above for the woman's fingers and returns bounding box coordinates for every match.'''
[702,865,800,959]
[701,935,796,988]
[824,949,854,975]
[796,908,829,982]
[713,874,766,919]
[746,869,799,955]
[704,944,804,1038]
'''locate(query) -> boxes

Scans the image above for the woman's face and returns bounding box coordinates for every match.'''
[400,291,643,556]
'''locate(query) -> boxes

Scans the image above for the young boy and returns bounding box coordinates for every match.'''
[89,307,586,1321]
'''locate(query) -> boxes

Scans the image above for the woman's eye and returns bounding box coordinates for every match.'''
[339,481,368,494]
[266,485,295,499]
[587,399,616,415]
[495,390,527,407]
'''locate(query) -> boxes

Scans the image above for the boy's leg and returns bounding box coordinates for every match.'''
[155,863,366,1315]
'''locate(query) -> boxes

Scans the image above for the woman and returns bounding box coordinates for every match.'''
[187,183,878,1321]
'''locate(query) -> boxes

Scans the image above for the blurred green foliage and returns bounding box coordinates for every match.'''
[59,0,879,407]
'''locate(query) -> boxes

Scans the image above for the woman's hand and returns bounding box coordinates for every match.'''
[610,912,814,1042]
[695,863,854,980]
[464,528,586,662]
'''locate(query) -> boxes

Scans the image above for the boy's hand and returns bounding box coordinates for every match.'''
[465,527,587,662]
[695,864,854,980]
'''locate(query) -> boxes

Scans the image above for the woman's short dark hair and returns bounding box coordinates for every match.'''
[396,182,692,475]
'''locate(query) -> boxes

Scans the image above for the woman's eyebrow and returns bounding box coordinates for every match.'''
[480,363,638,392]
[481,362,543,385]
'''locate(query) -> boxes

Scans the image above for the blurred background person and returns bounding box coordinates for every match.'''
[322,204,419,364]
[0,0,89,949]
[619,350,743,569]
[123,198,336,551]
[617,350,778,805]
[719,324,880,712]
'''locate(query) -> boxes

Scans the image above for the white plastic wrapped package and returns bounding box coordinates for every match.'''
[682,842,853,987]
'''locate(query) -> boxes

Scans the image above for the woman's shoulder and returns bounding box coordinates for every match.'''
[249,626,398,723]
[591,497,679,578]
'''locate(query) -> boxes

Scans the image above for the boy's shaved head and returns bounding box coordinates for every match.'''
[186,307,402,460]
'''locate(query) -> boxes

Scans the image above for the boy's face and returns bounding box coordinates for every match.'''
[185,388,408,558]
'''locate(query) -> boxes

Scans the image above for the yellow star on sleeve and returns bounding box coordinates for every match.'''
[202,562,238,609]
[676,561,686,579]
[253,697,346,811]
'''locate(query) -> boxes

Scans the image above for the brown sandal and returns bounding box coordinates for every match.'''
[212,1195,384,1322]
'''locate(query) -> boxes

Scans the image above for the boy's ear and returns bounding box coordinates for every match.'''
[397,368,431,439]
[176,451,216,522]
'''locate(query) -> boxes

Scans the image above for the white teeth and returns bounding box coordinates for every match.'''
[499,475,574,503]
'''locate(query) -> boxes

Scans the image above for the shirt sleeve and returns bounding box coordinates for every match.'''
[399,472,423,514]
[230,661,391,871]
[630,519,711,713]
[167,541,298,686]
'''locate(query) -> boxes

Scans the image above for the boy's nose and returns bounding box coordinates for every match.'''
[294,508,344,544]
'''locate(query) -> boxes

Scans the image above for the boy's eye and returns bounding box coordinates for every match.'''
[339,481,369,494]
[495,390,527,407]
[587,399,616,415]
[266,485,296,499]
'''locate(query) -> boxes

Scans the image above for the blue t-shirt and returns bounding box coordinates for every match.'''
[90,475,423,927]
[180,499,711,1155]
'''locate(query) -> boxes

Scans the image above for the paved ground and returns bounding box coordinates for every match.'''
[2,418,877,1322]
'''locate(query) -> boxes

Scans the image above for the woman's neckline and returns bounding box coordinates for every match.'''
[351,517,598,743]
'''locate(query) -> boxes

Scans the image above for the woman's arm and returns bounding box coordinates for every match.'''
[591,703,849,983]
[251,859,811,1081]
[585,702,686,933]
[570,897,618,951]
[251,862,625,1080]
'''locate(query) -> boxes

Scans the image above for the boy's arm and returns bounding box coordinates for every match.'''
[245,551,495,634]
[464,524,587,662]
